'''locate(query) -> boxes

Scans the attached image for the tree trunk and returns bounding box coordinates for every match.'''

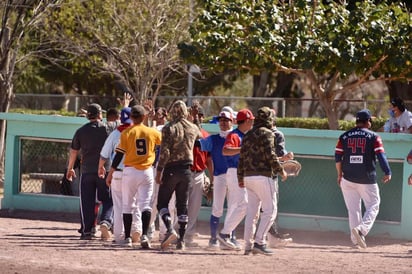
[0,27,15,182]
[273,71,297,117]
[387,81,412,109]
[251,71,270,111]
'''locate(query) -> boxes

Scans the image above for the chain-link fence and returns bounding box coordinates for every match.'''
[12,94,398,120]
[19,137,76,196]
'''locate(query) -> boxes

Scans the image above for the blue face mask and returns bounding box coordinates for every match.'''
[388,109,395,118]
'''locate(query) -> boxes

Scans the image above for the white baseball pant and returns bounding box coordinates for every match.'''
[220,168,248,235]
[122,167,154,235]
[243,175,277,249]
[211,173,228,217]
[340,177,380,244]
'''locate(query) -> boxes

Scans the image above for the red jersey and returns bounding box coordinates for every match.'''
[192,128,210,172]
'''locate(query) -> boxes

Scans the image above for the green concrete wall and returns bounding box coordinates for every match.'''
[1,113,412,239]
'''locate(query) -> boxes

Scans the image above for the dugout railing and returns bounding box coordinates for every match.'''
[1,113,412,240]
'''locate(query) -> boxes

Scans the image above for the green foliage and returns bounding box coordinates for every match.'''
[182,0,412,78]
[276,117,386,132]
[11,107,386,132]
[10,108,77,117]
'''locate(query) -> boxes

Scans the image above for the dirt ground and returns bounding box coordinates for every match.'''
[0,209,412,274]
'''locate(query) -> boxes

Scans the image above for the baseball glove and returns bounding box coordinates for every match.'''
[203,175,213,204]
[281,160,302,177]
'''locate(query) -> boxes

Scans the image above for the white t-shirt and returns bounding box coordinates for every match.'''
[384,109,412,133]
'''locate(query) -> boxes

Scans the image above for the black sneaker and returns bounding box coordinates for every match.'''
[252,243,274,255]
[244,248,253,255]
[80,233,93,240]
[176,239,185,250]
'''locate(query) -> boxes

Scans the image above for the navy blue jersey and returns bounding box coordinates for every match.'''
[335,127,391,184]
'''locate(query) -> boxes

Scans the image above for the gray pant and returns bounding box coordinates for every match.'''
[185,170,205,240]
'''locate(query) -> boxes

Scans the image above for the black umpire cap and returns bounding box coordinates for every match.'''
[86,103,105,119]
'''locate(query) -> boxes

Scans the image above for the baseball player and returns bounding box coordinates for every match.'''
[267,109,294,247]
[98,107,139,245]
[147,106,177,242]
[66,103,113,240]
[155,100,203,250]
[217,108,255,250]
[107,105,161,249]
[196,110,233,249]
[335,109,391,248]
[238,107,287,255]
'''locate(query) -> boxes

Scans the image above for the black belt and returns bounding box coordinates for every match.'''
[115,168,123,172]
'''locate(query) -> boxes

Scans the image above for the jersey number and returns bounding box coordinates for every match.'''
[347,138,366,153]
[136,138,147,155]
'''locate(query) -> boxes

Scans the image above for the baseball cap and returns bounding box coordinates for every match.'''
[255,106,275,126]
[221,106,237,118]
[217,111,233,121]
[236,109,255,122]
[356,109,372,122]
[197,106,205,116]
[391,97,406,112]
[120,107,132,124]
[86,103,105,118]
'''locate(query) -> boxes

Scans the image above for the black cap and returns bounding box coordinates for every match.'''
[391,97,406,112]
[86,103,105,119]
[356,109,372,122]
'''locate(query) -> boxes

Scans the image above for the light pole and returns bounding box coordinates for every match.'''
[187,64,200,106]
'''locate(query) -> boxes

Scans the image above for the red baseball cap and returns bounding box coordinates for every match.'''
[236,109,255,122]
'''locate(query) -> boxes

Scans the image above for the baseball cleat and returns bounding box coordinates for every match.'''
[352,227,367,249]
[252,243,274,255]
[217,233,237,250]
[161,230,178,250]
[140,235,151,249]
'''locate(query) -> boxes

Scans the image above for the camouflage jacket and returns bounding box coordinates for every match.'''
[157,118,202,170]
[237,125,283,182]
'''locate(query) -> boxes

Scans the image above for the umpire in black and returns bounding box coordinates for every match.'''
[67,103,113,240]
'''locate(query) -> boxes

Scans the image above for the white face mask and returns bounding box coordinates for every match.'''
[219,129,232,138]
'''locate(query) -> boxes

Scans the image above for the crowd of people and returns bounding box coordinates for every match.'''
[66,95,411,255]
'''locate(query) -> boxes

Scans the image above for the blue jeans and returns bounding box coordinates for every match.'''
[79,172,113,235]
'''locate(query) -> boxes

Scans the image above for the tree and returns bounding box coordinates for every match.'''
[180,0,412,129]
[38,0,192,104]
[0,0,62,181]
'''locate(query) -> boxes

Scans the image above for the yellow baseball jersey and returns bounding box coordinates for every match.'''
[116,124,161,170]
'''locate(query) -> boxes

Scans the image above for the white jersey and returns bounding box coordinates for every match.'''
[383,109,412,133]
[100,129,125,169]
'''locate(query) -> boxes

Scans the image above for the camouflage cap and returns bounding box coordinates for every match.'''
[255,106,275,128]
